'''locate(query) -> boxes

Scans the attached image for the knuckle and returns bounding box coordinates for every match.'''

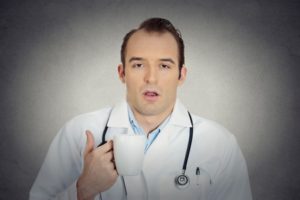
[107,141,113,149]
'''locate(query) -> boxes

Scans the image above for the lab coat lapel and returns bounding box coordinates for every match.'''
[143,127,169,176]
[104,100,132,141]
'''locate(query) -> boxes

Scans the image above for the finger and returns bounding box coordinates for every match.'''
[84,130,95,157]
[106,150,116,169]
[96,140,113,154]
[107,162,117,171]
[103,150,114,162]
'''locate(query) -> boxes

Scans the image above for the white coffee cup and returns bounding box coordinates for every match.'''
[113,134,147,176]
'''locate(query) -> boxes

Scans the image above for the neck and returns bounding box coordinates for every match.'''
[130,104,174,135]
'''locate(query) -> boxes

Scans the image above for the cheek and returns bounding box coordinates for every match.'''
[164,79,179,89]
[125,79,140,93]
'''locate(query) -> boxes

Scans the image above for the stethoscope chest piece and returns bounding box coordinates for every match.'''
[175,173,190,189]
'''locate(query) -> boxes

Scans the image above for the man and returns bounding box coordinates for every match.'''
[30,18,252,200]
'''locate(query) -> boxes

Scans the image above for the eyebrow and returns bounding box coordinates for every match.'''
[159,58,175,64]
[128,57,175,64]
[129,57,144,62]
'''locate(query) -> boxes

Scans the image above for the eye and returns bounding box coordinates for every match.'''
[133,63,143,68]
[160,64,170,69]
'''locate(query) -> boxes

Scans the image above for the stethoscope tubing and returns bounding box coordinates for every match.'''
[182,111,194,171]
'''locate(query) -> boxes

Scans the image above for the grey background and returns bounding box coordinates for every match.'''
[0,0,299,199]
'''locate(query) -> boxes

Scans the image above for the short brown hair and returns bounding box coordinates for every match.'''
[121,18,185,78]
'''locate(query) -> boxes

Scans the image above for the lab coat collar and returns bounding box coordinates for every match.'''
[169,99,192,128]
[107,99,192,128]
[107,100,130,128]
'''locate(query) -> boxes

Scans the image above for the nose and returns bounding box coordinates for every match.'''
[144,66,158,84]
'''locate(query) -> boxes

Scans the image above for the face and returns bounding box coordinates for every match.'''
[118,30,186,117]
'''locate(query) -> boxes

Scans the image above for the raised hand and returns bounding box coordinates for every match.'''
[77,130,118,200]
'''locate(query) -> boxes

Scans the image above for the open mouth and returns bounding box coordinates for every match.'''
[143,90,160,101]
[144,91,159,96]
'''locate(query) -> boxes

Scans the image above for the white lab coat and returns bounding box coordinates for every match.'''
[30,99,252,200]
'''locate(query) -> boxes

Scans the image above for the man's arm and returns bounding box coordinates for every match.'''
[209,135,252,200]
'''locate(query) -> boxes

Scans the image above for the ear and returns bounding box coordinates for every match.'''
[118,64,125,83]
[178,65,187,86]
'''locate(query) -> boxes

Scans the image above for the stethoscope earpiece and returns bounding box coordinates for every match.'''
[175,173,190,189]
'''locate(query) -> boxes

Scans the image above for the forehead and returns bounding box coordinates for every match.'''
[125,30,179,62]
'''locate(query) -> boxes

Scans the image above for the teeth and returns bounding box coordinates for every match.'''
[145,92,157,96]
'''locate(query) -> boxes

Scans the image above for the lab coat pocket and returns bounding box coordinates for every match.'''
[189,167,212,200]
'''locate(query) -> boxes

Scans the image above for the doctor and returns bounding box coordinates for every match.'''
[30,18,252,200]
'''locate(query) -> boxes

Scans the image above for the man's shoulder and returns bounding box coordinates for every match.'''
[191,113,234,142]
[72,106,112,123]
[62,106,113,131]
[191,114,241,164]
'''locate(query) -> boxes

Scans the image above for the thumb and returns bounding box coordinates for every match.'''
[84,130,95,156]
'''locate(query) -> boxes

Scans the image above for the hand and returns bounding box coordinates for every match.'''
[77,130,118,200]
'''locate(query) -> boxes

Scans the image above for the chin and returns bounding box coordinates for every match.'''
[136,106,160,116]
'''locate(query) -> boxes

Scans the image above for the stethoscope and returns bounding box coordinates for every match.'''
[97,110,194,190]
